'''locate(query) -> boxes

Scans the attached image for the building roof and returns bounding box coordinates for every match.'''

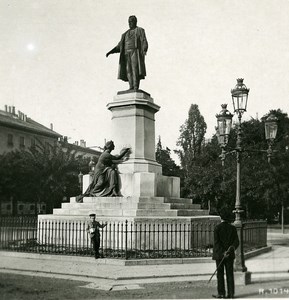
[59,141,102,157]
[0,107,61,138]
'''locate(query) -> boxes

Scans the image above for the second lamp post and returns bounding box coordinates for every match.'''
[216,78,278,274]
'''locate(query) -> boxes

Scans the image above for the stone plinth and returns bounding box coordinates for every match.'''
[37,90,219,252]
[107,91,162,174]
[38,213,220,251]
[83,173,180,198]
[235,271,252,285]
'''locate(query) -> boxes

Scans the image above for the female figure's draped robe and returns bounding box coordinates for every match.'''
[84,151,122,197]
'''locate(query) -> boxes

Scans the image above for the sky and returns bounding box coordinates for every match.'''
[1,0,289,163]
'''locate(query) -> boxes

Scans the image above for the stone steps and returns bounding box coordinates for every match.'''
[70,196,196,205]
[169,203,201,209]
[164,198,193,204]
[56,196,208,218]
[53,207,209,217]
[62,202,172,210]
[176,209,209,216]
[53,208,179,217]
[70,196,168,204]
[64,201,200,211]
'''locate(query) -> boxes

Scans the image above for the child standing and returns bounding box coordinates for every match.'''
[86,214,107,259]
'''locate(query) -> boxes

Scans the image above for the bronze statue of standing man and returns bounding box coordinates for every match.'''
[106,16,148,91]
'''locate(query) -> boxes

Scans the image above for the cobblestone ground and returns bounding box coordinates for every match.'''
[1,272,289,299]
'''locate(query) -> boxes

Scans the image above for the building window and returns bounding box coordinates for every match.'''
[30,205,35,211]
[20,136,25,148]
[6,204,11,210]
[7,134,13,146]
[18,205,24,211]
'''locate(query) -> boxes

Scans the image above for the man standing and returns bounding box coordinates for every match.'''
[212,208,239,299]
[86,214,107,259]
[106,15,148,91]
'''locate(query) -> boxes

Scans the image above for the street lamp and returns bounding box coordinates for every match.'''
[215,78,277,275]
[265,113,278,163]
[216,104,233,165]
[231,78,249,117]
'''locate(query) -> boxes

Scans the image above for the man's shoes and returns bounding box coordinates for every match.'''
[212,295,225,299]
[226,296,234,299]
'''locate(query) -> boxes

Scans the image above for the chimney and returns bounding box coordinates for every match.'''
[80,139,86,147]
[64,136,68,143]
[50,123,53,130]
[24,114,27,121]
[12,106,15,115]
[75,141,79,146]
[5,105,8,112]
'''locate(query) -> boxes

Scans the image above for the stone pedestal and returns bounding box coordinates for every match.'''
[83,172,180,198]
[235,271,252,285]
[106,90,181,198]
[37,90,220,253]
[107,90,162,174]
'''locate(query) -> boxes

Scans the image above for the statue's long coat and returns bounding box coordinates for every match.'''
[111,27,148,82]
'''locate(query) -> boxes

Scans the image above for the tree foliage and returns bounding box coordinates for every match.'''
[175,104,208,198]
[175,106,289,222]
[0,142,90,215]
[176,104,207,177]
[155,136,181,177]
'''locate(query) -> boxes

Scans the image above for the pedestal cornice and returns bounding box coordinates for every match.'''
[107,91,160,113]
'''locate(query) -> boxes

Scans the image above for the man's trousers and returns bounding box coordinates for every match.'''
[216,258,235,297]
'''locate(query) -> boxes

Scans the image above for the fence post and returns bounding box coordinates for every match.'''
[125,220,128,260]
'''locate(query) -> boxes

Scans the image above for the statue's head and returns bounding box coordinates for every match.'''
[128,15,137,29]
[104,140,115,151]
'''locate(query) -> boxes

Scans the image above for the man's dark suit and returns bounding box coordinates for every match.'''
[213,221,239,298]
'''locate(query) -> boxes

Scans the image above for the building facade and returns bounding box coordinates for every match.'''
[0,105,61,154]
[0,105,101,216]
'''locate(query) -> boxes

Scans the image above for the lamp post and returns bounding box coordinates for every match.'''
[216,104,233,166]
[216,79,278,274]
[264,113,278,163]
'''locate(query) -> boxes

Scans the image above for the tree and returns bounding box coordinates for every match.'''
[155,136,181,177]
[175,104,207,198]
[176,104,207,177]
[175,106,289,221]
[0,142,90,215]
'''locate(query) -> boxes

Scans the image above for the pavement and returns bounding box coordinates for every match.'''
[0,232,288,291]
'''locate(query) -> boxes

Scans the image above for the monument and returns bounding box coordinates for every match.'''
[38,16,218,252]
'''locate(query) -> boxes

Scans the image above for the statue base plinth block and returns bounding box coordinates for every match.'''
[235,271,252,285]
[118,158,162,174]
[83,173,180,198]
[51,196,213,218]
[107,91,160,174]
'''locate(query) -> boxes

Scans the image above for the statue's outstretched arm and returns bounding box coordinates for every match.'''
[106,46,120,57]
[111,148,131,161]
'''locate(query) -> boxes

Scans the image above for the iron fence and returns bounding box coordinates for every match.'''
[0,216,267,259]
[243,220,267,252]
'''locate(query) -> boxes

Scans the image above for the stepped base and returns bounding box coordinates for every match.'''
[53,196,210,218]
[39,195,219,253]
